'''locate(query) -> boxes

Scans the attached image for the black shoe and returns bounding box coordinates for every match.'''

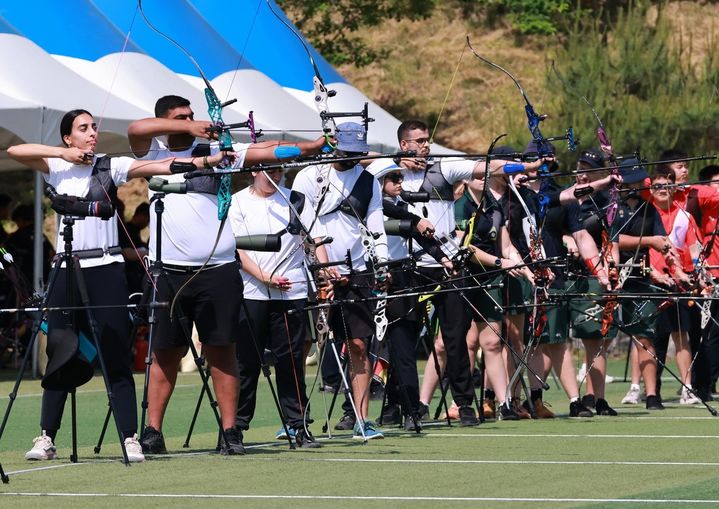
[646,395,665,410]
[139,426,167,454]
[220,428,245,455]
[378,404,401,426]
[458,405,479,426]
[334,413,356,431]
[295,428,322,449]
[417,403,430,422]
[404,414,423,432]
[595,398,618,416]
[581,394,596,409]
[569,400,593,417]
[499,402,520,421]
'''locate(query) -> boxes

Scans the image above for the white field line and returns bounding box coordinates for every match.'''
[0,493,718,504]
[423,433,719,439]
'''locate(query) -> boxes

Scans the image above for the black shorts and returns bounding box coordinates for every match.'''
[330,273,375,341]
[152,261,243,350]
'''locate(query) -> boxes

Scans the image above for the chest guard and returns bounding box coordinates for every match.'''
[280,190,306,235]
[85,156,117,206]
[420,161,454,201]
[325,170,374,221]
[184,144,219,195]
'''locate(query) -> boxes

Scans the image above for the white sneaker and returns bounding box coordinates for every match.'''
[680,387,701,405]
[124,434,146,463]
[605,374,615,384]
[25,431,57,460]
[621,385,641,405]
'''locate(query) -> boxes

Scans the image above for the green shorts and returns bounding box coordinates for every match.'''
[538,285,570,345]
[620,279,658,342]
[502,275,533,316]
[468,273,504,323]
[569,278,617,340]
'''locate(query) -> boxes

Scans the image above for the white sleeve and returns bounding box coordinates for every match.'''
[110,156,133,185]
[45,158,65,187]
[366,178,388,261]
[229,141,249,169]
[442,159,477,183]
[228,192,245,237]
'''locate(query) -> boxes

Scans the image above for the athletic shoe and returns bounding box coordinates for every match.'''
[482,398,496,419]
[581,394,596,409]
[275,426,296,440]
[139,426,167,454]
[353,420,384,440]
[595,398,618,416]
[512,399,531,419]
[220,428,246,455]
[645,395,665,411]
[525,399,554,419]
[334,413,356,431]
[458,405,479,427]
[499,402,520,421]
[123,434,146,463]
[417,403,430,422]
[25,431,57,460]
[378,404,402,426]
[621,385,641,404]
[404,414,423,432]
[604,374,615,384]
[680,387,702,405]
[295,428,322,448]
[569,400,593,417]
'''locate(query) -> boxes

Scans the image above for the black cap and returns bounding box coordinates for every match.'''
[619,158,649,184]
[578,148,604,169]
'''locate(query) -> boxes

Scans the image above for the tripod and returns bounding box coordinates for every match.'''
[0,216,132,482]
[94,192,231,453]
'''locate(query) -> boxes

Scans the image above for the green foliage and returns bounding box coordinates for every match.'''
[276,0,437,67]
[452,0,573,35]
[548,2,719,173]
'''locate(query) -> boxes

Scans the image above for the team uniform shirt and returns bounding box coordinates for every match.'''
[465,192,504,279]
[143,138,248,266]
[45,156,132,268]
[649,203,702,274]
[384,195,411,261]
[614,197,667,276]
[228,186,312,301]
[403,158,476,267]
[292,163,388,275]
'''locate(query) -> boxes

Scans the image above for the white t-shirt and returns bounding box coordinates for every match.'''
[292,163,388,275]
[402,158,475,267]
[229,185,313,301]
[385,196,410,261]
[45,155,132,268]
[143,138,248,266]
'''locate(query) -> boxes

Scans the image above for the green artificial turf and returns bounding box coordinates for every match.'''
[0,359,716,509]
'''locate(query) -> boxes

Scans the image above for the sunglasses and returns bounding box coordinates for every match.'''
[385,173,404,183]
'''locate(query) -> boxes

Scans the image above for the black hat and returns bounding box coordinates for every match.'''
[578,148,604,169]
[524,140,556,157]
[619,158,649,184]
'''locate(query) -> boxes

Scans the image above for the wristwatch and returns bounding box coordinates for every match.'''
[494,257,502,267]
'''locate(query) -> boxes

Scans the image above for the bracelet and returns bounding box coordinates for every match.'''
[584,258,598,275]
[203,155,211,169]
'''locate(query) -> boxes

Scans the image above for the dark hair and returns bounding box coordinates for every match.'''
[11,204,33,223]
[397,120,428,142]
[657,148,688,172]
[133,202,151,216]
[154,95,191,118]
[699,164,719,181]
[59,109,92,146]
[651,166,676,183]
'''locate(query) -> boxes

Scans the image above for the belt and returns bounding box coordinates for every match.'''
[162,262,222,274]
[57,246,122,261]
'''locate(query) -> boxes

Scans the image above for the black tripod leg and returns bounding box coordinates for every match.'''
[475,355,485,423]
[70,390,78,463]
[428,319,452,425]
[94,403,112,454]
[183,369,207,448]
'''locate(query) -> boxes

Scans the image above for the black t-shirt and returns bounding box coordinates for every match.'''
[565,190,611,249]
[614,196,666,270]
[466,192,504,277]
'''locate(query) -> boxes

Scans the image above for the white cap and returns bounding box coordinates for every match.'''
[366,158,403,179]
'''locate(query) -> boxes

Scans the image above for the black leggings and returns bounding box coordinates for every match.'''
[41,263,136,440]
